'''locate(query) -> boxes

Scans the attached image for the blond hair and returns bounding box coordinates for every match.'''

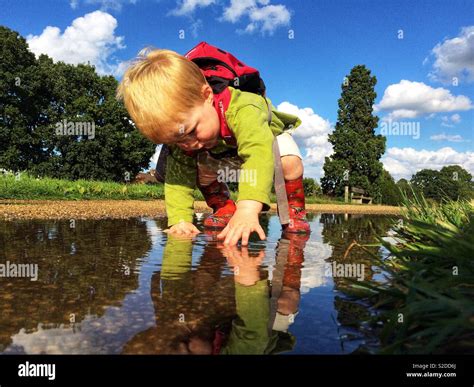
[117,47,207,144]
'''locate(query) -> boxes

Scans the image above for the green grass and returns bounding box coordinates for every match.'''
[350,191,474,354]
[0,173,165,200]
[1,173,366,205]
[269,192,336,204]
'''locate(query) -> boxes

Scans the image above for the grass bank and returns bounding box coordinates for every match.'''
[0,173,365,205]
[351,194,474,354]
[0,173,164,200]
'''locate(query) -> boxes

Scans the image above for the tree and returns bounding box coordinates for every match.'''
[376,169,401,205]
[439,165,473,200]
[0,26,155,181]
[303,177,321,196]
[410,169,441,200]
[410,165,473,201]
[321,65,386,200]
[0,26,52,171]
[396,178,417,200]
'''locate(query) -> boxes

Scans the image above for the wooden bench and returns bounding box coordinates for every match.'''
[350,187,373,204]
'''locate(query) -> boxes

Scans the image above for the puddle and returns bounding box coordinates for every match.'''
[0,213,397,354]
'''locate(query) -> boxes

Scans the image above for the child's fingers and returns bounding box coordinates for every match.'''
[224,226,240,246]
[217,225,229,240]
[220,246,231,261]
[241,230,250,246]
[224,224,265,246]
[240,245,250,259]
[256,225,266,241]
[223,229,233,245]
[188,225,201,234]
[229,226,246,246]
[230,225,247,246]
[221,227,235,243]
[221,245,238,266]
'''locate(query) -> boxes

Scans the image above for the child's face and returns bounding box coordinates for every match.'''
[173,85,220,152]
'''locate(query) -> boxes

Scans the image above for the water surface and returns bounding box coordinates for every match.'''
[0,213,397,354]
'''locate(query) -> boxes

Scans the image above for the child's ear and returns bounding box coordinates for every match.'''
[202,84,213,103]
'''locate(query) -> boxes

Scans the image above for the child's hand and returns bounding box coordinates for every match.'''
[164,221,200,235]
[217,200,266,246]
[219,245,265,286]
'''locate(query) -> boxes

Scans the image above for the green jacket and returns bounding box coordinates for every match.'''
[220,279,270,355]
[165,86,302,226]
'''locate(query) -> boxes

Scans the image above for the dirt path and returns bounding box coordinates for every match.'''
[0,199,401,220]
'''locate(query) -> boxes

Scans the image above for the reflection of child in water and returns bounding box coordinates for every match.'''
[123,231,308,355]
[122,233,235,354]
[179,232,309,355]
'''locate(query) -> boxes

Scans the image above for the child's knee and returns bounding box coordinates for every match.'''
[276,132,303,180]
[281,155,303,180]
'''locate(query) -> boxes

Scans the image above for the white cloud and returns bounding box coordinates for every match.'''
[189,19,203,38]
[428,26,474,83]
[168,0,215,38]
[171,0,290,35]
[222,1,290,35]
[170,0,216,16]
[440,122,454,128]
[242,4,290,35]
[374,80,473,120]
[430,133,466,142]
[382,147,474,181]
[440,113,462,128]
[26,11,125,75]
[223,0,268,23]
[450,113,461,123]
[70,0,138,12]
[277,101,333,181]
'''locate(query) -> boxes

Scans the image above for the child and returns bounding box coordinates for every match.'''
[117,47,310,246]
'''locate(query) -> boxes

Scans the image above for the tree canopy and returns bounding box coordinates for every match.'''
[321,65,386,201]
[411,165,473,201]
[0,26,155,181]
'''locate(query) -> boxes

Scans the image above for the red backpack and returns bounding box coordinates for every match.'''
[185,42,272,145]
[185,41,267,96]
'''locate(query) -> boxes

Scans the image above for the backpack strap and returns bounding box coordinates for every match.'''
[214,87,272,145]
[213,87,235,146]
[273,137,290,225]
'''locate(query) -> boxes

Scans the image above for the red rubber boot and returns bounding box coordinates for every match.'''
[280,177,311,234]
[199,180,236,230]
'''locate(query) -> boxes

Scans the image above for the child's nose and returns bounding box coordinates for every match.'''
[179,141,203,151]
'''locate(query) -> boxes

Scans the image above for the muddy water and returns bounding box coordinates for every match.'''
[0,213,396,354]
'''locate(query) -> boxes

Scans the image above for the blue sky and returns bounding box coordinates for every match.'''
[1,0,473,180]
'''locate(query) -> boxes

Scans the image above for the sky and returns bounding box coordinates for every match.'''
[1,0,473,181]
